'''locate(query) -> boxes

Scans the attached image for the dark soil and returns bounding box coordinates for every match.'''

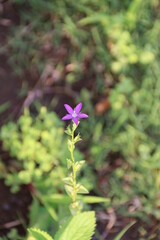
[0,1,23,125]
[0,2,32,238]
[0,179,32,237]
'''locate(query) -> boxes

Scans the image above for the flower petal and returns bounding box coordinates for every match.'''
[62,114,73,120]
[64,104,74,114]
[73,117,79,125]
[78,113,88,119]
[74,102,82,114]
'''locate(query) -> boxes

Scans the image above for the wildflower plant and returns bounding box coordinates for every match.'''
[62,102,89,215]
[28,103,97,240]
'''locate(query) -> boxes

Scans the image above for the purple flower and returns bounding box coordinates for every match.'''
[62,102,88,125]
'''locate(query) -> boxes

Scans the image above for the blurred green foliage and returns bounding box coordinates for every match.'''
[7,0,157,83]
[1,0,160,238]
[0,107,84,193]
[0,229,20,240]
[106,75,160,219]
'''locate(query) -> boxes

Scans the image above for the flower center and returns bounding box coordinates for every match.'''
[72,111,77,118]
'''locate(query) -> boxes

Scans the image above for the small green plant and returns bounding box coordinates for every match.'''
[62,102,89,215]
[28,102,96,240]
[0,107,69,192]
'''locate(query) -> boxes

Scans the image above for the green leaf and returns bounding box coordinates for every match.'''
[43,194,110,205]
[41,197,58,222]
[72,122,78,131]
[77,184,89,194]
[74,134,81,143]
[75,161,85,172]
[62,176,73,185]
[65,126,72,136]
[79,13,108,26]
[67,159,72,169]
[64,185,74,198]
[54,211,96,240]
[81,196,110,204]
[114,221,136,240]
[68,139,74,152]
[43,194,71,204]
[28,228,53,240]
[29,197,40,226]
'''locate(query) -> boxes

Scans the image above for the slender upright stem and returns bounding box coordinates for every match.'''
[71,126,77,203]
[65,122,84,215]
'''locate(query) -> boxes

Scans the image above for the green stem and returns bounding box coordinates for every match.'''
[71,125,77,203]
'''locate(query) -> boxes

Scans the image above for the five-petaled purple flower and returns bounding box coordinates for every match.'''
[62,102,88,125]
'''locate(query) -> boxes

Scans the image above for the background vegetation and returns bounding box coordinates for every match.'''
[0,0,160,239]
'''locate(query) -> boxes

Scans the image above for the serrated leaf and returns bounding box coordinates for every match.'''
[75,161,85,172]
[74,134,81,143]
[65,126,72,136]
[77,184,89,194]
[64,185,74,198]
[28,228,53,240]
[54,211,96,240]
[67,159,72,169]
